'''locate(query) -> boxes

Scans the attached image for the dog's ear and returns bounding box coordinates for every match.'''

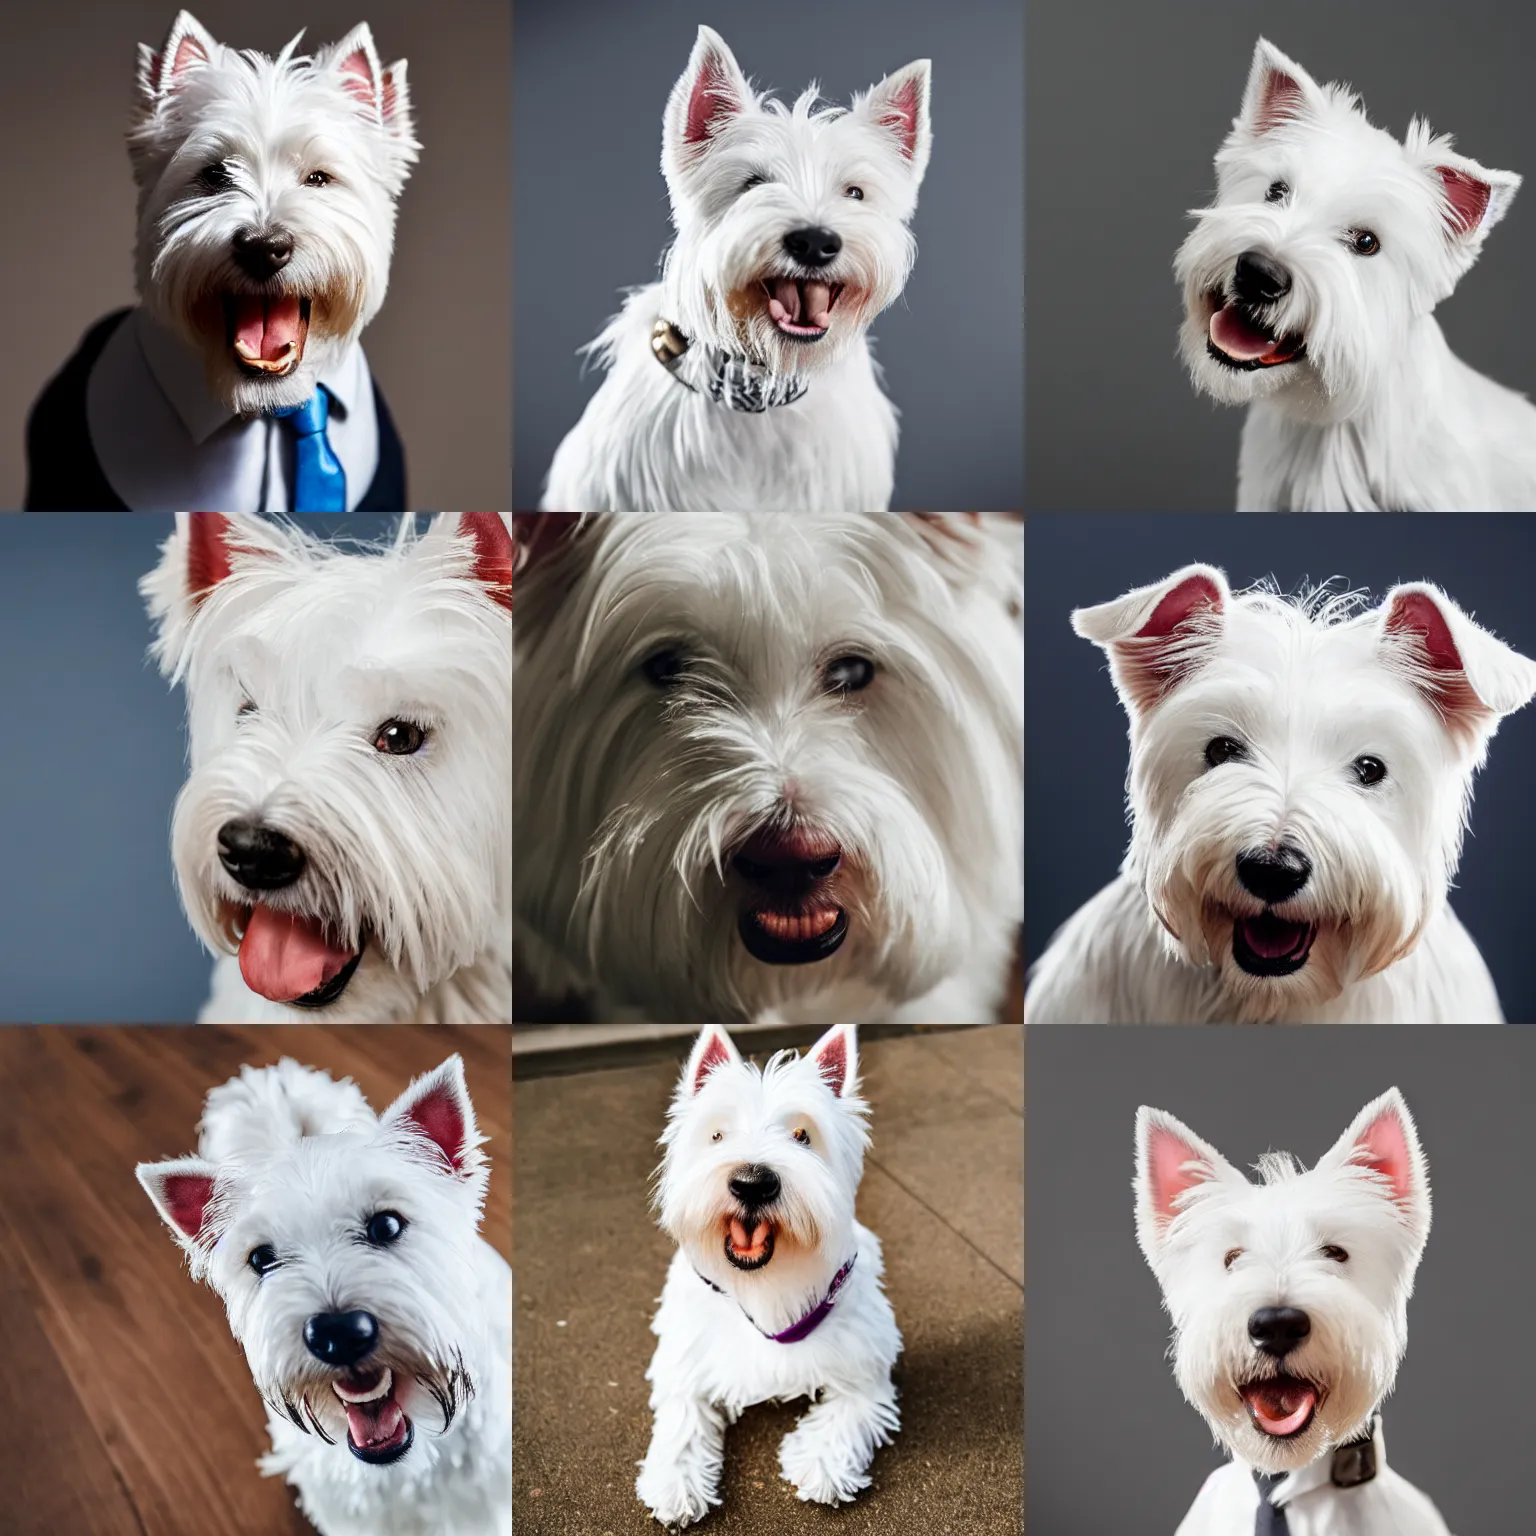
[137,1157,220,1244]
[138,11,219,105]
[683,1026,742,1096]
[322,23,415,144]
[1317,1088,1431,1248]
[380,1055,484,1177]
[663,26,754,184]
[808,1025,858,1099]
[856,60,933,183]
[1410,136,1522,249]
[1134,1107,1235,1266]
[1238,38,1325,136]
[420,513,513,611]
[1073,564,1230,716]
[1378,583,1536,740]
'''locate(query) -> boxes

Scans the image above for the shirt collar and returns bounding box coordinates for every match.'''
[135,309,363,445]
[1269,1416,1385,1507]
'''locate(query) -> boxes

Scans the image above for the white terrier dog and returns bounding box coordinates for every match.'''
[1026,563,1536,1023]
[638,1024,901,1527]
[137,1055,511,1536]
[143,512,513,1023]
[1177,38,1536,511]
[513,512,1022,1023]
[1136,1090,1450,1534]
[543,26,931,512]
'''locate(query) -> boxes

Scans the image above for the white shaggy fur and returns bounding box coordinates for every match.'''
[130,10,418,415]
[1027,563,1536,1023]
[143,512,512,1023]
[513,512,1022,1023]
[639,1025,901,1527]
[543,26,930,512]
[137,1056,511,1536]
[1177,38,1536,510]
[1136,1091,1450,1533]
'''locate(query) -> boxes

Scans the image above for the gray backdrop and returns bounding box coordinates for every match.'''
[0,513,400,1022]
[0,1,511,510]
[1025,514,1536,1023]
[1025,0,1536,510]
[1027,1026,1535,1532]
[512,0,1023,511]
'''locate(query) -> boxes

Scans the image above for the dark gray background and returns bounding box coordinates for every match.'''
[1025,0,1536,510]
[1027,1026,1535,1532]
[1025,514,1536,1022]
[0,513,399,1022]
[512,0,1023,511]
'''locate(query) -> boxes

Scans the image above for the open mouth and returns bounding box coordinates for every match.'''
[761,277,844,341]
[725,1216,776,1270]
[224,293,311,377]
[1239,1375,1321,1439]
[1231,912,1317,978]
[1205,295,1304,370]
[232,902,364,1007]
[738,905,848,966]
[333,1366,414,1464]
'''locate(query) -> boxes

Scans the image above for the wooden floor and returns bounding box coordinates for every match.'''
[0,1025,511,1536]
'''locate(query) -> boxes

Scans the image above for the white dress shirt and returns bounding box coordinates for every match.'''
[1175,1421,1453,1535]
[85,308,379,512]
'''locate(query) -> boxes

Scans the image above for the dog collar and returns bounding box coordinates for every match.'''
[1253,1413,1381,1512]
[695,1253,857,1343]
[651,318,809,412]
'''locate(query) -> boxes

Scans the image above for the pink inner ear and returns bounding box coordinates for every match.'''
[1146,1125,1209,1224]
[684,55,741,146]
[1353,1110,1414,1204]
[812,1032,849,1097]
[878,78,923,160]
[1254,68,1306,133]
[161,1172,215,1238]
[691,1032,733,1093]
[1116,574,1223,712]
[1140,574,1223,639]
[459,514,513,610]
[337,49,378,109]
[1386,591,1463,672]
[406,1088,467,1172]
[382,68,400,123]
[1436,166,1491,236]
[187,512,235,600]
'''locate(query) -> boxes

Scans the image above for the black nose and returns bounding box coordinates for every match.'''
[728,1165,782,1208]
[1232,250,1292,305]
[218,820,307,890]
[233,227,295,280]
[1248,1306,1311,1358]
[304,1309,379,1367]
[781,225,843,268]
[732,849,841,895]
[1236,844,1312,905]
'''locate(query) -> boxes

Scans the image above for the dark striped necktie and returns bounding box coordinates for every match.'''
[1253,1471,1290,1535]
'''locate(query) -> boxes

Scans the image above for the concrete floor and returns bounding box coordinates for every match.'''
[514,1026,1023,1534]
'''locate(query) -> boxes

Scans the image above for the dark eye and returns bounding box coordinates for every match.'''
[238,700,257,718]
[199,160,234,193]
[365,1211,406,1246]
[305,169,333,187]
[374,718,426,755]
[248,1244,280,1277]
[1351,755,1387,786]
[743,172,767,191]
[711,1130,724,1143]
[1264,180,1288,203]
[824,655,875,692]
[793,1127,811,1145]
[1348,229,1380,256]
[643,649,686,687]
[1322,1244,1349,1263]
[845,186,864,200]
[1223,1248,1243,1270]
[1204,736,1248,768]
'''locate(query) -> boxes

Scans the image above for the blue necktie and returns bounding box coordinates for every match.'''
[1253,1472,1290,1535]
[272,388,346,512]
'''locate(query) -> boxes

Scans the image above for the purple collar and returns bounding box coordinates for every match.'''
[696,1254,858,1343]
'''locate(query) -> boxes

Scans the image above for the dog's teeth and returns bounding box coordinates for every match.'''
[333,1367,393,1404]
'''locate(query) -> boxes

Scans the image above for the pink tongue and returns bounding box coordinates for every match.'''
[344,1396,405,1450]
[232,294,303,361]
[238,904,355,1002]
[1245,1381,1317,1437]
[730,1218,769,1253]
[766,279,833,330]
[1240,916,1310,960]
[1210,303,1279,362]
[801,280,832,327]
[768,278,802,324]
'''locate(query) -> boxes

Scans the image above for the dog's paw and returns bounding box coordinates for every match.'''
[636,1463,719,1528]
[778,1427,872,1506]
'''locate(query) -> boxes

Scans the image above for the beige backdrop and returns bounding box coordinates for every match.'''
[0,1,510,509]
